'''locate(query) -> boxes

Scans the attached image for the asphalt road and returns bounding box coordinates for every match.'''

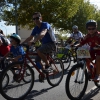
[0,62,100,100]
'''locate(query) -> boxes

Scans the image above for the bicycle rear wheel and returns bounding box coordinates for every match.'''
[65,63,88,100]
[63,54,71,71]
[0,62,34,100]
[46,58,64,87]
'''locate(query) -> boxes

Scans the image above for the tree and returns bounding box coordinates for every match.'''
[1,0,100,33]
[69,1,97,34]
[0,0,83,28]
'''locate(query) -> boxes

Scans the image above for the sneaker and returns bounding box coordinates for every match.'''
[93,76,100,82]
[43,65,53,73]
[38,74,44,82]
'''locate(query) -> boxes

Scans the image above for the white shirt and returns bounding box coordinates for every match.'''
[70,31,83,40]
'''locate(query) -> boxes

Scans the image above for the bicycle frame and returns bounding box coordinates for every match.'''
[23,51,59,78]
[75,58,96,83]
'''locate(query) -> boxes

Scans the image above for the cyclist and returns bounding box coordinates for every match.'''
[76,20,100,81]
[0,37,10,70]
[3,34,25,61]
[22,12,56,72]
[66,25,83,45]
[0,29,4,36]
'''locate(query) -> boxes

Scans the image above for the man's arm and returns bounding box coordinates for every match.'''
[66,37,73,44]
[33,29,47,43]
[22,35,34,44]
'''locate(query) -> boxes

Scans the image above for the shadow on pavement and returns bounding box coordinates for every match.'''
[64,70,69,75]
[25,86,54,100]
[82,87,100,100]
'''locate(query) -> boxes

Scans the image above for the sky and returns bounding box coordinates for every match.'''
[90,0,100,9]
[0,0,100,36]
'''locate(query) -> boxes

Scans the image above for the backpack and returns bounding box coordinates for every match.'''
[0,36,10,46]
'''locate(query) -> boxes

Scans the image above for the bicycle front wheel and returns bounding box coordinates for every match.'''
[2,73,9,89]
[65,63,88,100]
[46,58,64,87]
[0,62,34,100]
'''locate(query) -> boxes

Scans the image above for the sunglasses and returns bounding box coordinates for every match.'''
[87,28,96,30]
[33,17,40,20]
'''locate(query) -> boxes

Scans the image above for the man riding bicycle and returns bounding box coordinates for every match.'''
[22,12,56,72]
[66,25,83,45]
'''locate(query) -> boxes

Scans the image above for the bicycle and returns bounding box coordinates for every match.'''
[0,57,12,89]
[65,45,100,100]
[56,43,77,71]
[0,44,64,100]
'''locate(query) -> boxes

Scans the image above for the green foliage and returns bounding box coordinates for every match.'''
[70,1,97,34]
[0,0,100,35]
[0,0,83,27]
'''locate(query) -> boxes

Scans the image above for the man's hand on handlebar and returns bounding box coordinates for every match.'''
[28,41,35,46]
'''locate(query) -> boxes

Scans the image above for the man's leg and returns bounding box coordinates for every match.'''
[37,50,49,66]
[37,43,56,71]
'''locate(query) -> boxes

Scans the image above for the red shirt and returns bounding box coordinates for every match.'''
[0,45,10,56]
[80,31,100,47]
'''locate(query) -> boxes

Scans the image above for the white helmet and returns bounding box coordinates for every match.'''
[86,20,97,28]
[72,25,78,29]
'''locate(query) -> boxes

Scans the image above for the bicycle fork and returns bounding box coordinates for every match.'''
[75,60,86,84]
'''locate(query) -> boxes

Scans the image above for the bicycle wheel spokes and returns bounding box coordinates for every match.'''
[0,62,34,100]
[63,55,71,70]
[46,58,64,87]
[23,66,32,83]
[66,65,88,100]
[2,74,9,89]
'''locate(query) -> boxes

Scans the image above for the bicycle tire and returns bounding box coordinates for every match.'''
[65,63,88,100]
[0,61,34,100]
[2,73,9,89]
[9,66,32,83]
[23,65,32,83]
[46,58,64,87]
[63,54,71,71]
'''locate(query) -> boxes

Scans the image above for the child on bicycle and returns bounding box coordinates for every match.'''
[4,34,25,79]
[76,20,100,81]
[0,36,10,70]
[3,34,25,73]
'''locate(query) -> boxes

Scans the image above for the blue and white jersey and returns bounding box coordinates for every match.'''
[70,31,83,40]
[31,22,56,44]
[10,45,25,61]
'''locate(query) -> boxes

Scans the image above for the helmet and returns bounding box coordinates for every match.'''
[10,34,21,44]
[86,20,97,28]
[72,25,78,29]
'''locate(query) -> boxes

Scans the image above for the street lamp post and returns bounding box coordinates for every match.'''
[1,25,7,36]
[15,0,18,34]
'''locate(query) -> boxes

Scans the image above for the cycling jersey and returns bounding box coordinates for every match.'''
[80,31,100,47]
[31,22,56,44]
[70,31,83,40]
[10,45,25,61]
[80,31,100,59]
